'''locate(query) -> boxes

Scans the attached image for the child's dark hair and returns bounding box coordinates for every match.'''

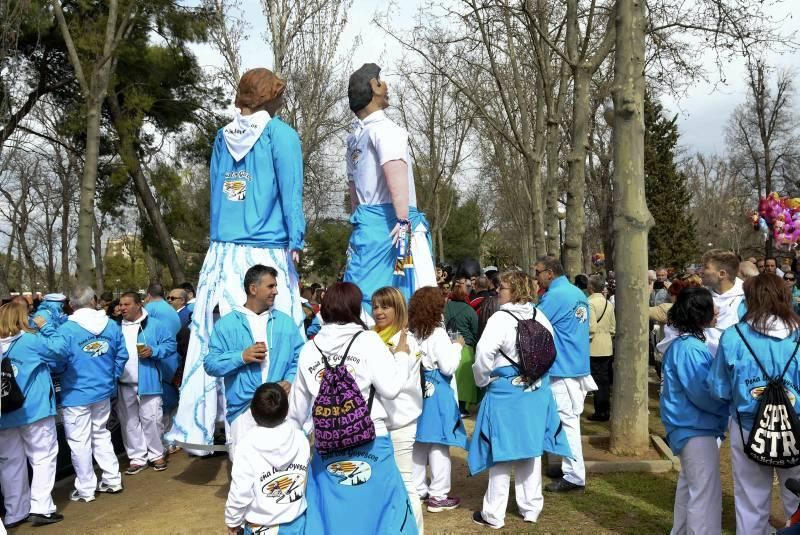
[251,383,289,427]
[667,287,715,341]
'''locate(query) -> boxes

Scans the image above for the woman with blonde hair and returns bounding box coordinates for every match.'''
[372,286,424,533]
[0,302,67,527]
[469,271,572,529]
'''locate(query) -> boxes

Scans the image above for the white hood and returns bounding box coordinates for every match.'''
[246,422,305,468]
[69,308,110,335]
[750,317,794,340]
[222,109,271,162]
[312,322,367,356]
[656,324,681,355]
[0,332,23,354]
[704,277,746,356]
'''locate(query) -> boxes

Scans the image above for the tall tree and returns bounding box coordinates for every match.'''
[609,0,652,455]
[50,0,138,285]
[644,93,697,269]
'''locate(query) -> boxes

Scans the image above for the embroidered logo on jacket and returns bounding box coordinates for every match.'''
[574,304,588,324]
[326,460,372,486]
[350,149,362,166]
[82,340,109,357]
[751,386,797,405]
[222,170,251,201]
[423,381,435,398]
[261,471,306,504]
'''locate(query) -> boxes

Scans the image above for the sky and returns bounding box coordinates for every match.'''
[194,0,800,157]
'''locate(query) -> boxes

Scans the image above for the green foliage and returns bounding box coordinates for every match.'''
[441,194,482,266]
[304,220,351,283]
[645,93,698,269]
[103,243,150,292]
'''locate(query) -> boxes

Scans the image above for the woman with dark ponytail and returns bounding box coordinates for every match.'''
[660,287,728,534]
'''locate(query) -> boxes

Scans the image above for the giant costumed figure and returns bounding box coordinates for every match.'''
[167,68,305,453]
[343,63,436,305]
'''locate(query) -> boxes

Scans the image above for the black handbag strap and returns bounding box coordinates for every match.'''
[597,298,609,323]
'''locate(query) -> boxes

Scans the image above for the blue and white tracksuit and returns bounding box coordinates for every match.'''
[707,320,800,534]
[0,329,66,523]
[57,309,128,497]
[537,276,595,487]
[661,334,728,534]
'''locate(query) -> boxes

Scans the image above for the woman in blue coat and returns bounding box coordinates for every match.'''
[708,273,800,534]
[0,302,67,527]
[660,287,728,534]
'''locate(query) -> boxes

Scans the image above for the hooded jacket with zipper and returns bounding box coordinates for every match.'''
[56,308,128,408]
[705,277,746,356]
[205,308,304,423]
[0,324,67,430]
[120,311,178,397]
[225,422,310,528]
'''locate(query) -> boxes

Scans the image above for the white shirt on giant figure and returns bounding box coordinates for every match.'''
[346,110,417,207]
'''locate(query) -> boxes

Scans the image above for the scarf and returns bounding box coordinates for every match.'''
[374,325,399,347]
[222,109,272,162]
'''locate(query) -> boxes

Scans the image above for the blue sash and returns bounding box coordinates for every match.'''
[467,366,572,475]
[415,369,468,449]
[304,436,418,535]
[343,204,431,305]
[242,512,305,534]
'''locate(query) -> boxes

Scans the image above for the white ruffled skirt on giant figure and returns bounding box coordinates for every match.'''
[165,241,303,454]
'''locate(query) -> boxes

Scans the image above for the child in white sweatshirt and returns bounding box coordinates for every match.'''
[225,383,310,535]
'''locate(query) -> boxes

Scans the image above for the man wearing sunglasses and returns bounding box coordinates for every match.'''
[534,256,594,494]
[785,272,800,314]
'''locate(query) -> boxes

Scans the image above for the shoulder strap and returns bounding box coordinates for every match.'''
[734,324,800,381]
[502,310,521,322]
[597,298,609,323]
[313,331,364,370]
[498,310,522,372]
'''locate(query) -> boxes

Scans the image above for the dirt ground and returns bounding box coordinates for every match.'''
[8,384,793,534]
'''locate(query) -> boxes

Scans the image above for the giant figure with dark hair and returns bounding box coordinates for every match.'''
[168,68,306,454]
[343,63,436,306]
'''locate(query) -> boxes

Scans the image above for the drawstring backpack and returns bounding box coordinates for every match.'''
[735,324,800,467]
[312,331,376,454]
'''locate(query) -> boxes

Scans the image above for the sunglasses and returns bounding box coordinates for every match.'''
[535,268,551,277]
[166,296,182,301]
[786,277,796,282]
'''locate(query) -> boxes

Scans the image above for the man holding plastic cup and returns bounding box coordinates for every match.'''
[118,292,178,475]
[204,265,304,459]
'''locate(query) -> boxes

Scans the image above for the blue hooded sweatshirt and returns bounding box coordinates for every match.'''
[120,314,178,397]
[660,335,728,455]
[144,299,181,337]
[0,328,67,430]
[56,308,128,408]
[204,308,304,423]
[209,117,305,250]
[707,321,800,432]
[537,275,591,377]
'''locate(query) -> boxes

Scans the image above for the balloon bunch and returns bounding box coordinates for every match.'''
[591,253,605,267]
[754,192,800,248]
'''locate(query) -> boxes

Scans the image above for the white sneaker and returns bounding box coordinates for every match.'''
[69,490,96,503]
[97,482,123,494]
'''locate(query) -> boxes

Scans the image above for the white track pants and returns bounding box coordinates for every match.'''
[412,443,452,499]
[730,420,800,535]
[551,377,588,486]
[228,409,256,461]
[62,399,121,497]
[482,457,543,527]
[117,384,164,464]
[0,417,58,523]
[671,436,721,534]
[391,423,424,534]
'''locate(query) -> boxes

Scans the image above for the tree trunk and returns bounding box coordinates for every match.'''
[76,98,102,286]
[93,213,105,293]
[563,65,591,277]
[609,0,652,455]
[106,93,186,284]
[60,164,72,293]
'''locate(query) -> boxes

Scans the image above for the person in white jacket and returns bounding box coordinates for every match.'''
[287,282,418,535]
[371,286,424,533]
[469,271,573,529]
[701,249,745,356]
[408,286,466,514]
[225,382,310,535]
